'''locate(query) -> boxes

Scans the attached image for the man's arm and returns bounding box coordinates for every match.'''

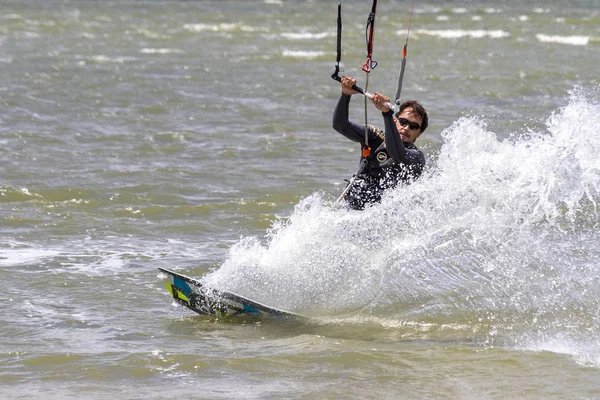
[332,93,367,144]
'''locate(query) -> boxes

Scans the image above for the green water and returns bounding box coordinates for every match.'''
[2,0,600,398]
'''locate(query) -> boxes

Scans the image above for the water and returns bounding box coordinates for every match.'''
[1,0,600,398]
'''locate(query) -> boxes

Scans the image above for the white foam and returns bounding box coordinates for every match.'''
[281,32,330,40]
[281,50,325,59]
[0,248,60,267]
[536,34,590,46]
[140,48,183,55]
[517,334,600,368]
[3,14,23,20]
[183,23,267,33]
[82,55,128,64]
[183,23,238,33]
[413,29,510,39]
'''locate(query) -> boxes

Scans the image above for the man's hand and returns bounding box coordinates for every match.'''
[341,76,359,95]
[370,93,391,113]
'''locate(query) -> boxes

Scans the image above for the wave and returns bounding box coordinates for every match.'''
[536,34,591,46]
[139,48,183,55]
[0,247,61,267]
[411,30,595,47]
[83,55,130,64]
[281,49,326,59]
[182,23,268,34]
[412,29,510,39]
[280,32,331,40]
[202,86,600,363]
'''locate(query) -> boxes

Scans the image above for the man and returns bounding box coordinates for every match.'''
[332,76,428,210]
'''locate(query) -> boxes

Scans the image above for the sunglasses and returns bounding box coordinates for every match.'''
[397,117,421,132]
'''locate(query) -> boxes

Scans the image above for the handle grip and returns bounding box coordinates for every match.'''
[331,74,399,113]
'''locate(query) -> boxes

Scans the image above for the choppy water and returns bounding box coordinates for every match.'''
[1,0,600,398]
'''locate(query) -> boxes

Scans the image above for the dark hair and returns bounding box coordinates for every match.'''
[396,100,428,133]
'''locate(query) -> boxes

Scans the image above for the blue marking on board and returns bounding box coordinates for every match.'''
[173,275,194,297]
[243,304,259,314]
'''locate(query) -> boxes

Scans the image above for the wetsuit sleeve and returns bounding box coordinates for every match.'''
[332,94,368,144]
[382,110,426,169]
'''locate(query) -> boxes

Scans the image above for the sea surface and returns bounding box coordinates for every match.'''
[1,0,600,398]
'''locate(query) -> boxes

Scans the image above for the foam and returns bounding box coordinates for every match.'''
[536,34,590,46]
[412,29,510,39]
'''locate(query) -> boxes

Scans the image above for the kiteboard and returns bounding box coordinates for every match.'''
[158,267,300,318]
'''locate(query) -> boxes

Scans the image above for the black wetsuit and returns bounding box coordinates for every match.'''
[332,93,426,210]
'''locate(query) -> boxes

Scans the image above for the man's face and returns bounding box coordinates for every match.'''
[394,107,423,144]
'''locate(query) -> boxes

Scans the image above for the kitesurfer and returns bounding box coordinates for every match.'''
[333,75,427,210]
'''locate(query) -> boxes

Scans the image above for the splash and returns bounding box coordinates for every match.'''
[203,86,600,360]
